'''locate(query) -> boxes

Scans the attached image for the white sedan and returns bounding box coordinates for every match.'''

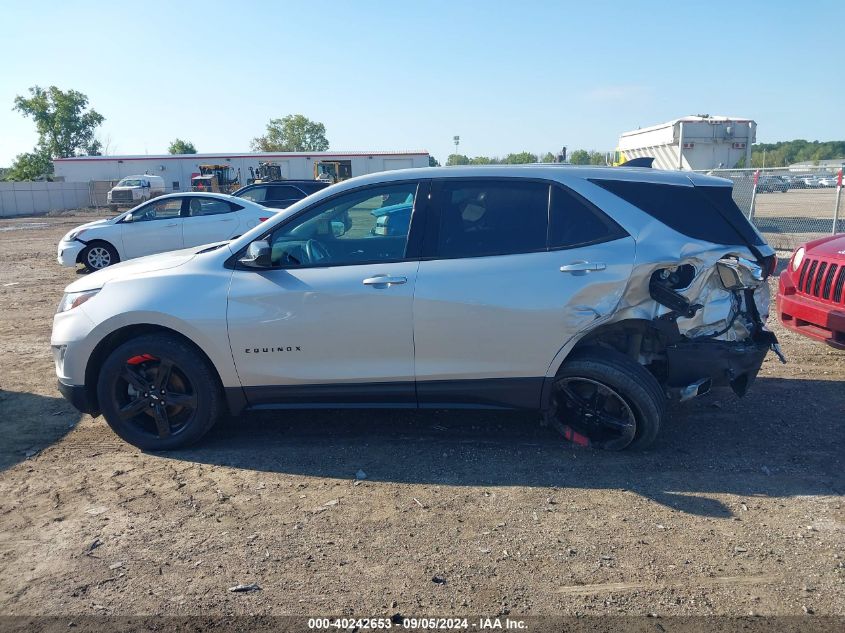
[57,192,276,271]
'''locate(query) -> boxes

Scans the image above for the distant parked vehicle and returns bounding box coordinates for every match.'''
[107,175,165,206]
[757,175,789,193]
[57,192,274,271]
[802,175,823,188]
[816,174,839,188]
[370,199,413,236]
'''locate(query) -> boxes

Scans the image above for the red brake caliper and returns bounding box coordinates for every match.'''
[561,425,591,448]
[126,353,157,365]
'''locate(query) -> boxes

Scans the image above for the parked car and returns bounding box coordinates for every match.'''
[369,193,415,236]
[57,192,274,271]
[107,175,166,205]
[52,166,779,452]
[232,180,329,209]
[815,174,839,188]
[782,174,807,189]
[778,234,845,349]
[800,175,822,188]
[757,175,789,193]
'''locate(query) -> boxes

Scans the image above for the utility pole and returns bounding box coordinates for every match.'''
[453,135,460,157]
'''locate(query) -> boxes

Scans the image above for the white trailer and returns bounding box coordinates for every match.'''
[616,116,756,171]
[53,151,430,192]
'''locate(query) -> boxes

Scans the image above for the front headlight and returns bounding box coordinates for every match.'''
[57,289,100,314]
[63,229,86,242]
[791,246,805,272]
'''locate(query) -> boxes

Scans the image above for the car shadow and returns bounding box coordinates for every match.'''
[161,376,844,519]
[0,389,82,471]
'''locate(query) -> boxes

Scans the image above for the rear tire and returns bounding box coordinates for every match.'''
[552,346,665,450]
[96,333,223,450]
[82,241,119,271]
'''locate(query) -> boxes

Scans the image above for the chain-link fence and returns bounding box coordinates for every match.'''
[697,167,844,252]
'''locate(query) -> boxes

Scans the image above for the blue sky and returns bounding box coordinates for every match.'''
[1,0,841,166]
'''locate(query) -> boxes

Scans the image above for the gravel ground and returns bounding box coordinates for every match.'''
[0,214,842,618]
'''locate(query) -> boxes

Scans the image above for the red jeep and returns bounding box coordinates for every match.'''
[778,234,845,349]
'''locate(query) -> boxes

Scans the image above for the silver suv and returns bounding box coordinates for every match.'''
[51,166,780,451]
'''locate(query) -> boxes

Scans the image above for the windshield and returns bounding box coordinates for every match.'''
[117,178,145,187]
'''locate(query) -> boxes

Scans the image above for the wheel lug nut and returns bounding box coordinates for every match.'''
[149,402,155,407]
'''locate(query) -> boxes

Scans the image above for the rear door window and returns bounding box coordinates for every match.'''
[433,180,549,259]
[590,179,765,246]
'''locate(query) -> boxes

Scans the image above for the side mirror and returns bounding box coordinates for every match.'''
[239,240,272,269]
[124,212,134,223]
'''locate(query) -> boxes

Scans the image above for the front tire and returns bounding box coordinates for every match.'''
[82,241,119,271]
[552,347,665,450]
[96,333,224,450]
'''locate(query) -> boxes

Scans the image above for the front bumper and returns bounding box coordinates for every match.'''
[57,240,85,267]
[778,271,845,349]
[57,380,99,415]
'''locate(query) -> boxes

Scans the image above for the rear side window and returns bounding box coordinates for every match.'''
[298,181,329,194]
[590,179,765,246]
[436,180,548,259]
[188,198,240,216]
[549,185,628,249]
[269,185,305,201]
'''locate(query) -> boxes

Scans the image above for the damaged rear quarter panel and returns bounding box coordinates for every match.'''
[545,175,773,385]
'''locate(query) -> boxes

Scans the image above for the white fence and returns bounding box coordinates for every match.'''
[0,181,92,217]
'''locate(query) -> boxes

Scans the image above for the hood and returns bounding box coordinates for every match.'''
[61,217,118,241]
[805,234,845,261]
[64,246,201,293]
[74,218,114,231]
[111,186,141,190]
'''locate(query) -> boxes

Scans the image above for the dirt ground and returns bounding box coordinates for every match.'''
[0,213,842,619]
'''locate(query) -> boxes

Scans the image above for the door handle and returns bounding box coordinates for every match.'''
[362,275,407,286]
[220,218,235,222]
[164,223,178,228]
[560,262,607,273]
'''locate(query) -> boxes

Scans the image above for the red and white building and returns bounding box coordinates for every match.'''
[53,151,430,192]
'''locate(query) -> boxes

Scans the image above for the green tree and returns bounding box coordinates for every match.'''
[469,156,495,165]
[503,151,538,164]
[569,149,590,165]
[251,114,329,152]
[588,151,607,166]
[446,154,470,166]
[739,140,845,168]
[5,150,53,181]
[168,138,197,154]
[541,152,556,163]
[428,156,440,167]
[13,86,104,158]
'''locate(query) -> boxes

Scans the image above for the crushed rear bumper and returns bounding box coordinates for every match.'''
[665,338,771,397]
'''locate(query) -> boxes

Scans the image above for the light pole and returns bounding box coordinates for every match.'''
[453,135,460,157]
